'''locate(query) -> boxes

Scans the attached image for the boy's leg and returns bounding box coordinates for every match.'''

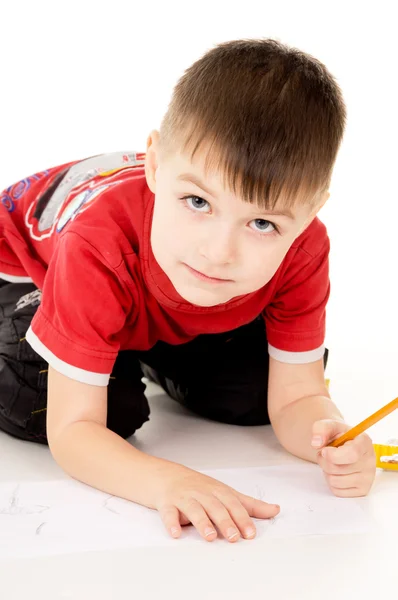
[0,281,150,444]
[106,351,150,439]
[0,280,49,443]
[140,316,329,427]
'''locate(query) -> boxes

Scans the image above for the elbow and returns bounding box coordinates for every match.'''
[270,418,295,456]
[46,417,78,473]
[47,424,67,470]
[268,405,302,457]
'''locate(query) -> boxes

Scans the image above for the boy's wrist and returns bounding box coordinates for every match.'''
[271,394,345,462]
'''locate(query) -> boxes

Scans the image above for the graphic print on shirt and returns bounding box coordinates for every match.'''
[0,171,50,213]
[23,152,145,241]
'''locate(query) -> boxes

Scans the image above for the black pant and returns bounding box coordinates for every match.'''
[0,280,327,445]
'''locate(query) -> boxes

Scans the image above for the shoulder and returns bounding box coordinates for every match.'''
[54,156,152,269]
[264,218,330,355]
[272,217,330,296]
[18,151,150,250]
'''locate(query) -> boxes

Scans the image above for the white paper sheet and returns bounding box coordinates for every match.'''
[0,464,374,558]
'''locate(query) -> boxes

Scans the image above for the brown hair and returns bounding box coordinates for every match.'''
[159,38,346,209]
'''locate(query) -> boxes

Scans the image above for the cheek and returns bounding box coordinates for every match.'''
[241,242,287,285]
[151,199,187,255]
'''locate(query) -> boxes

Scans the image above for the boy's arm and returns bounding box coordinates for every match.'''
[47,366,165,509]
[47,366,279,541]
[267,356,344,462]
[267,356,376,496]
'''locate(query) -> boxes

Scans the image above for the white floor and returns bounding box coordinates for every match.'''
[0,357,397,600]
[1,1,397,596]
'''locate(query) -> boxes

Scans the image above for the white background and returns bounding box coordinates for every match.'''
[0,1,396,426]
[0,2,397,598]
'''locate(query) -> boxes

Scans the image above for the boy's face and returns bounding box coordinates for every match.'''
[146,131,326,308]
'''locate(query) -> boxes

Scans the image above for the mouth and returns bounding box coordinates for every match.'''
[183,264,233,284]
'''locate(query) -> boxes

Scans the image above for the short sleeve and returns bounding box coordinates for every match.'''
[26,232,133,386]
[263,235,330,364]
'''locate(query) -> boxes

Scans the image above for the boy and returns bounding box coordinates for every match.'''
[0,39,375,543]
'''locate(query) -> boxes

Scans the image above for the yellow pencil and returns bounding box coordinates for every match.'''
[328,397,398,448]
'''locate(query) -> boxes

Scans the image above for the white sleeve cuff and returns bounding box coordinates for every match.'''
[0,272,33,283]
[26,327,110,386]
[268,343,325,364]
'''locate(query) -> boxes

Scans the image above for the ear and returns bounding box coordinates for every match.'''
[144,130,160,193]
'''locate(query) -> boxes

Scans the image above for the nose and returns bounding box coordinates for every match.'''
[198,223,236,265]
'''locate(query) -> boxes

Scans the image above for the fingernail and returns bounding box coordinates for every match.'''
[204,527,216,538]
[244,527,256,539]
[273,504,280,510]
[227,527,240,541]
[170,527,180,538]
[312,436,323,447]
[321,448,327,458]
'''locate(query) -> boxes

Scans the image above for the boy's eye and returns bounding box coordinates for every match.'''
[185,195,211,212]
[249,219,276,234]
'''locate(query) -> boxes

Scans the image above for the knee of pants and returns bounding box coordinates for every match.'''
[0,358,48,442]
[147,366,271,426]
[180,385,271,426]
[0,339,47,427]
[0,282,47,435]
[106,354,151,439]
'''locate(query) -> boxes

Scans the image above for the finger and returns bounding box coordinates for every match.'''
[237,493,280,520]
[321,440,361,465]
[178,498,218,542]
[317,450,362,475]
[311,419,346,449]
[214,494,257,539]
[330,486,363,498]
[321,459,362,475]
[352,434,376,460]
[199,496,242,543]
[325,473,364,490]
[179,513,191,526]
[159,504,183,539]
[322,434,374,465]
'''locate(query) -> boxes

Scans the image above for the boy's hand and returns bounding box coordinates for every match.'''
[311,419,376,497]
[154,464,280,542]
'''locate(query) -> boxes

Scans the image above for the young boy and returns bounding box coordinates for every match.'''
[0,39,375,543]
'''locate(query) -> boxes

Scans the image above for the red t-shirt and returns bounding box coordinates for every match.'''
[0,152,330,386]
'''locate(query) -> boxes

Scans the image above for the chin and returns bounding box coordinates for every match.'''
[176,285,233,307]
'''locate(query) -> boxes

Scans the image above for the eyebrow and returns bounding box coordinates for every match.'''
[177,173,218,198]
[176,173,295,220]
